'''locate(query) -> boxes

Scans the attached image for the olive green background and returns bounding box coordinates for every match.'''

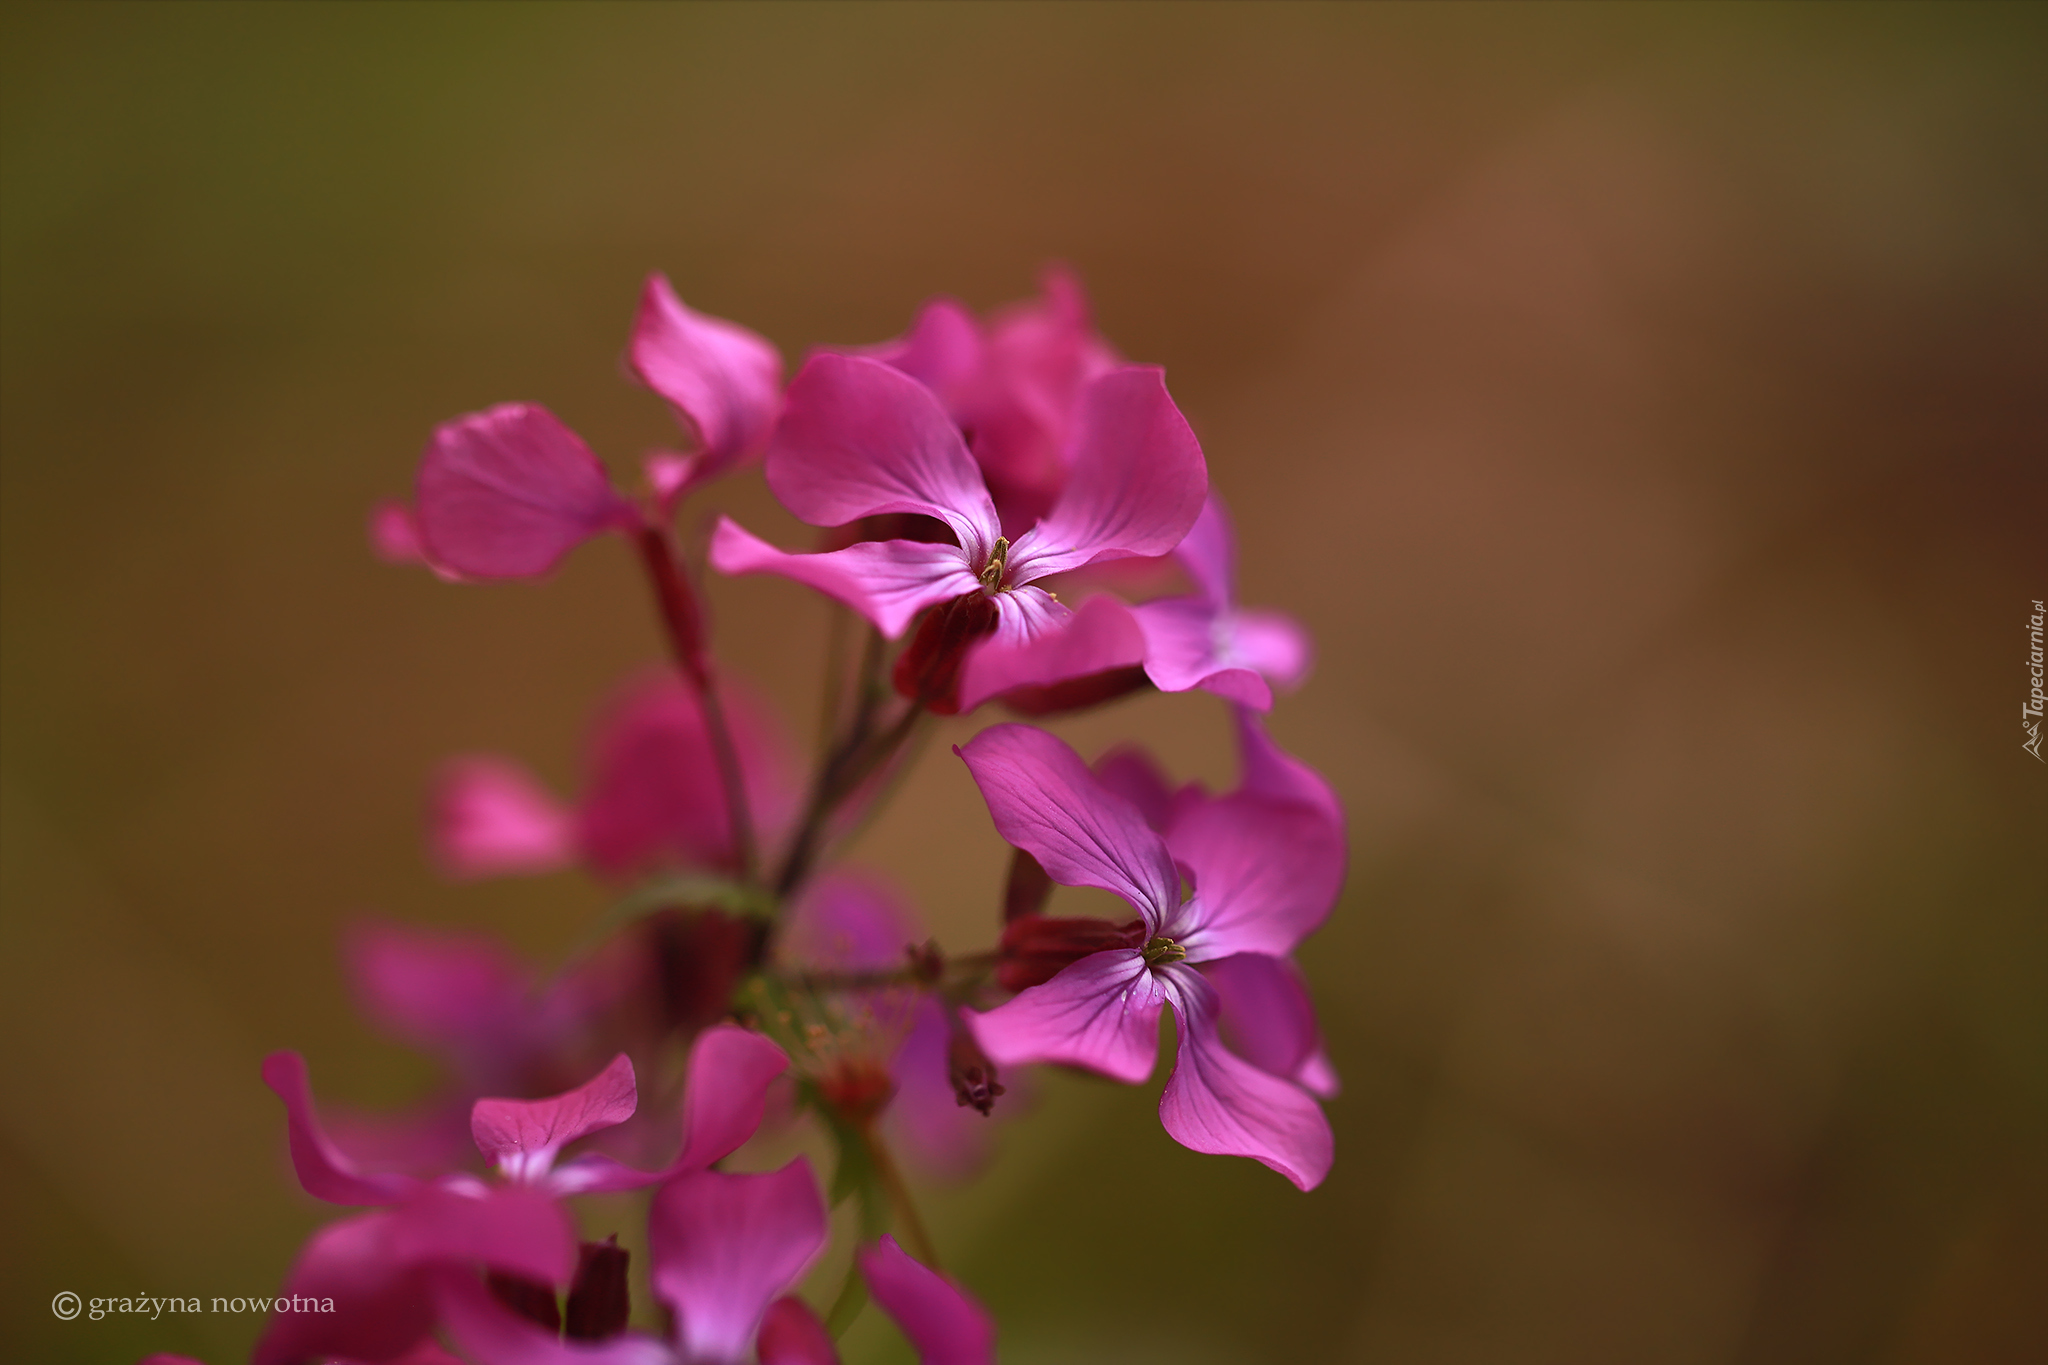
[3,3,2044,1362]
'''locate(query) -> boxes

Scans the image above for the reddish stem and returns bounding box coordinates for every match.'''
[635,523,758,884]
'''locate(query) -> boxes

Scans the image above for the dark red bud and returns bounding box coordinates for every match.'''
[998,665,1152,718]
[1003,849,1055,924]
[564,1236,631,1341]
[996,914,1146,993]
[893,592,1000,714]
[946,1018,1006,1117]
[486,1270,560,1332]
[652,908,765,1035]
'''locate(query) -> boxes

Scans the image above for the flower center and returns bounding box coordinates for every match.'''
[978,535,1011,592]
[1141,935,1187,967]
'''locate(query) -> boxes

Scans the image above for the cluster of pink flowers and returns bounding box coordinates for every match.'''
[148,269,1343,1365]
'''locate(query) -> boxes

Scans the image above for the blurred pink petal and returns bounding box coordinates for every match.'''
[779,870,922,971]
[1232,707,1345,829]
[577,672,801,879]
[756,1295,840,1365]
[674,1024,791,1173]
[857,1234,996,1365]
[386,1184,576,1287]
[628,274,782,480]
[412,403,638,580]
[343,921,552,1091]
[472,1054,638,1184]
[431,757,578,880]
[261,1051,422,1206]
[253,1211,437,1365]
[436,1267,671,1365]
[649,1161,828,1365]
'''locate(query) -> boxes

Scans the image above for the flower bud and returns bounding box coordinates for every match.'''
[564,1236,631,1341]
[996,914,1144,993]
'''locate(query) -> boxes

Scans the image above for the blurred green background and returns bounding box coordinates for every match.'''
[3,3,2044,1362]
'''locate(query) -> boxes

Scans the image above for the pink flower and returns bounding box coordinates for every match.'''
[1126,492,1314,711]
[709,352,1205,713]
[375,278,780,579]
[256,1028,788,1365]
[437,1223,994,1365]
[860,266,1119,536]
[430,670,801,884]
[957,723,1341,1189]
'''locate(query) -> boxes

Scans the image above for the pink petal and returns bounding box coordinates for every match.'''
[757,1295,841,1365]
[1129,597,1275,712]
[1201,953,1340,1098]
[253,1211,437,1365]
[430,757,578,880]
[1162,796,1344,961]
[955,724,1180,930]
[955,592,1144,715]
[261,1052,421,1206]
[343,921,541,1083]
[412,404,639,580]
[868,296,985,402]
[675,1024,791,1173]
[1174,493,1235,606]
[858,1235,996,1365]
[780,870,923,971]
[436,1266,672,1365]
[1233,709,1345,828]
[629,275,783,479]
[1090,744,1179,833]
[649,1161,829,1365]
[472,1054,638,1183]
[710,517,980,640]
[966,948,1163,1084]
[642,450,702,517]
[576,671,802,880]
[369,498,429,565]
[1227,608,1314,691]
[388,1183,578,1287]
[1002,367,1207,582]
[764,354,1002,565]
[1157,969,1334,1191]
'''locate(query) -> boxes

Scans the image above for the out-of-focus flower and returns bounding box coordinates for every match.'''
[372,277,781,579]
[710,354,1205,712]
[430,671,801,884]
[256,1029,787,1365]
[957,723,1341,1189]
[1127,492,1313,710]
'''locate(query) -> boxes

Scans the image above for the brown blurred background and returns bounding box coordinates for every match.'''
[3,3,2044,1362]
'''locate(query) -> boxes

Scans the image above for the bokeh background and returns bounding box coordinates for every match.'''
[4,3,2044,1362]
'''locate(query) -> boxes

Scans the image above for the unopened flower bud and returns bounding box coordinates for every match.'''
[487,1270,560,1332]
[1002,849,1054,924]
[946,1014,1006,1117]
[996,914,1145,993]
[564,1236,631,1341]
[893,592,1000,713]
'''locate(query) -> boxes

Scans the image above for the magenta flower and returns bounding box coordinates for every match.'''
[1127,492,1313,710]
[957,723,1340,1189]
[709,352,1205,712]
[860,266,1119,535]
[377,277,780,581]
[431,670,800,883]
[438,1221,993,1365]
[256,1028,788,1365]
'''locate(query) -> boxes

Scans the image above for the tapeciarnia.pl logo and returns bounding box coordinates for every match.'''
[2025,599,2044,762]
